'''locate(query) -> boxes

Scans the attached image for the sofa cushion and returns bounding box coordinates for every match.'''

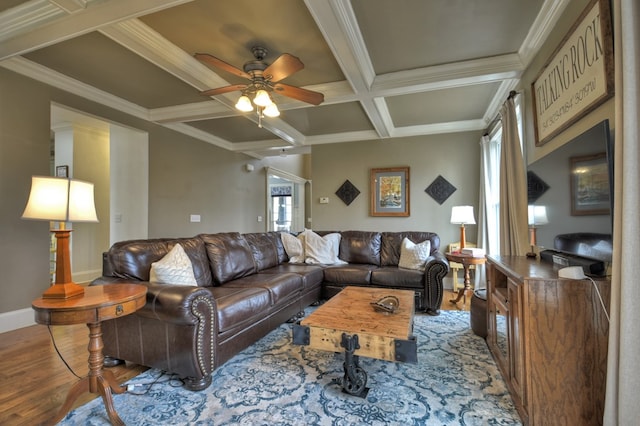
[221,273,302,306]
[338,231,382,265]
[200,233,257,285]
[398,238,431,271]
[323,264,378,285]
[209,286,272,333]
[259,264,324,292]
[108,237,212,286]
[381,232,440,266]
[244,232,287,270]
[149,243,198,286]
[304,230,346,265]
[371,266,424,289]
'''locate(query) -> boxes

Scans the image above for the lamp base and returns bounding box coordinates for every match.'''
[42,282,85,299]
[526,252,538,259]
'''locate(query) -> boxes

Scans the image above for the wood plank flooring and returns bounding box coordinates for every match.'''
[0,290,469,425]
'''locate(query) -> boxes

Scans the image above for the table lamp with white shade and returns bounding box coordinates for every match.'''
[527,205,548,258]
[450,205,476,250]
[22,176,98,299]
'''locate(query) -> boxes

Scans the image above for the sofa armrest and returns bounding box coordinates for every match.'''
[423,252,450,315]
[144,282,217,325]
[94,281,216,326]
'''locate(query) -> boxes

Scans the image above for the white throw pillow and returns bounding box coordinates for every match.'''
[304,230,347,265]
[398,238,431,271]
[149,243,198,286]
[281,232,306,264]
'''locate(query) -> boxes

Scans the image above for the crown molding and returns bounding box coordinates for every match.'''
[1,57,149,120]
[391,120,487,138]
[0,0,63,42]
[372,54,523,97]
[519,0,571,67]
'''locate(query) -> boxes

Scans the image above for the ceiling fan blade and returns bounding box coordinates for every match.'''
[273,83,324,105]
[194,53,251,80]
[263,53,304,83]
[200,84,247,97]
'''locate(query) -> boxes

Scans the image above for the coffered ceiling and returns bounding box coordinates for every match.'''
[0,0,569,158]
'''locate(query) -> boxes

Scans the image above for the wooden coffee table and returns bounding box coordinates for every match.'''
[32,284,147,426]
[293,286,417,397]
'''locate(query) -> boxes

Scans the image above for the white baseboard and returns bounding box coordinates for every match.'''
[74,268,101,284]
[0,268,99,335]
[0,308,36,333]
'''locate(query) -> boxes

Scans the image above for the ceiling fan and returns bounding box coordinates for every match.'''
[195,46,324,126]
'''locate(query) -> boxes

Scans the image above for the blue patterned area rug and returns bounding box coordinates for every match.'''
[60,310,521,425]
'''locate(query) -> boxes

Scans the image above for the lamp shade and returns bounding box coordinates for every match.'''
[22,176,98,223]
[528,205,548,226]
[253,89,272,107]
[263,103,280,117]
[235,95,253,112]
[450,205,476,225]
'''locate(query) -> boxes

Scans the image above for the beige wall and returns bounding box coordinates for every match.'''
[519,0,615,249]
[0,67,305,315]
[0,0,612,317]
[310,132,482,251]
[521,0,614,163]
[1,68,53,313]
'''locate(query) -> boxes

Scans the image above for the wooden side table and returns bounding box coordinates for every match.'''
[32,284,147,426]
[445,252,486,307]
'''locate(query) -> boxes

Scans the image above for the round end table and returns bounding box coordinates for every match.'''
[445,252,486,307]
[32,284,146,426]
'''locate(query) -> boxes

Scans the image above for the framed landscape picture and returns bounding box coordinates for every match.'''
[570,153,610,215]
[370,167,410,217]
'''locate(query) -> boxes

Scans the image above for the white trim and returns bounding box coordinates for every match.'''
[73,269,102,284]
[0,308,36,333]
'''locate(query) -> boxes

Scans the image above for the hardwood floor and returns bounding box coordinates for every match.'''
[0,289,470,425]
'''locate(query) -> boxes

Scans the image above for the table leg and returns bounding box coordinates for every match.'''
[339,333,369,398]
[450,264,472,306]
[48,322,126,426]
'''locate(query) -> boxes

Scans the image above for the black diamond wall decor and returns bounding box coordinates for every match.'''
[425,175,457,205]
[335,180,360,206]
[527,171,550,203]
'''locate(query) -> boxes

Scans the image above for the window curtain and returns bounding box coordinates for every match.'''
[475,133,501,287]
[498,97,529,255]
[604,0,640,423]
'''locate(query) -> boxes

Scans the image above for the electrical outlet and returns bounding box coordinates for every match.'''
[319,197,329,204]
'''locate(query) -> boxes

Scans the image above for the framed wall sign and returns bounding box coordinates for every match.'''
[532,0,614,146]
[370,167,410,217]
[55,165,69,177]
[570,152,610,215]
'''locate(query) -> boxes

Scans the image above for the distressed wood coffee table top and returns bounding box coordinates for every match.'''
[300,286,415,362]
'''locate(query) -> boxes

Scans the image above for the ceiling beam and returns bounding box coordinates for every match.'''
[305,0,392,138]
[0,0,195,61]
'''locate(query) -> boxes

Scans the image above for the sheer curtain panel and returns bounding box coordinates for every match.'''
[498,96,529,256]
[604,0,640,423]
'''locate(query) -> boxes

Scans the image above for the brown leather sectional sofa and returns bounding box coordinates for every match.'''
[93,230,449,390]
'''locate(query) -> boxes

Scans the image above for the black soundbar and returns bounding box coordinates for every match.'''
[539,249,607,277]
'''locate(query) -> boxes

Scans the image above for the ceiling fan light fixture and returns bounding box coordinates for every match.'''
[253,89,272,107]
[263,103,280,117]
[235,95,253,112]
